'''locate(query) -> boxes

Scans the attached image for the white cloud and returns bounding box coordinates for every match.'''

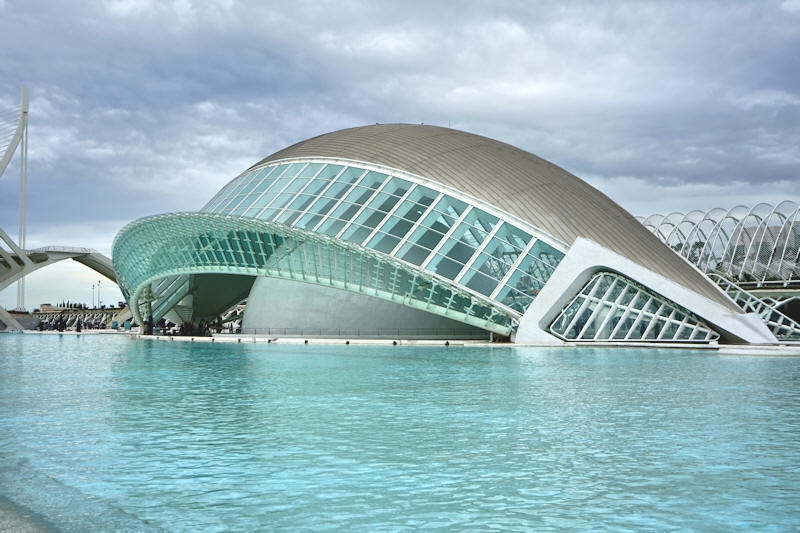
[726,89,800,110]
[781,0,800,14]
[103,0,156,17]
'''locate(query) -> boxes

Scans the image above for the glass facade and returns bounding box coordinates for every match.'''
[112,213,518,336]
[201,159,566,318]
[548,272,719,343]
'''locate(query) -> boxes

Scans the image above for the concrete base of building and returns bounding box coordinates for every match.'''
[241,276,490,340]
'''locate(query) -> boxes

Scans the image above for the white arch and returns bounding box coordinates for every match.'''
[0,86,27,178]
[642,202,800,287]
[0,86,29,310]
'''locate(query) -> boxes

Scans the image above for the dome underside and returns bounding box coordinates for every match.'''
[253,124,739,312]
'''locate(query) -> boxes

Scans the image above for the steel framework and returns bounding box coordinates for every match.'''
[640,202,800,288]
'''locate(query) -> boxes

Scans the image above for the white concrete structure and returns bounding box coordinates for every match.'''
[113,124,780,345]
[0,86,28,311]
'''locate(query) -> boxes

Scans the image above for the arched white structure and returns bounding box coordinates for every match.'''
[0,226,117,332]
[640,201,800,288]
[0,87,27,177]
[0,87,121,329]
[0,86,29,311]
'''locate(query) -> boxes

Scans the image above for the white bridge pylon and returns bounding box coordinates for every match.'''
[1,87,119,329]
[0,86,29,311]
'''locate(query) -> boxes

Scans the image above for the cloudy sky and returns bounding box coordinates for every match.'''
[1,0,799,310]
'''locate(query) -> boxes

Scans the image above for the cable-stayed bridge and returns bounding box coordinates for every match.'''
[1,87,118,331]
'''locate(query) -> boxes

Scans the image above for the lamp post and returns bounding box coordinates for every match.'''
[92,284,95,309]
[97,279,101,308]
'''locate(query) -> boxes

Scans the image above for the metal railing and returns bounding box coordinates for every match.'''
[238,326,491,340]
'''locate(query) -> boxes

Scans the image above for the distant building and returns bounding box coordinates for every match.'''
[112,124,781,344]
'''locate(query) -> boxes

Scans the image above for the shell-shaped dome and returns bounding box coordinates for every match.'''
[253,123,735,311]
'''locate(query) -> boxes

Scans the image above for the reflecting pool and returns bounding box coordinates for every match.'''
[1,334,799,531]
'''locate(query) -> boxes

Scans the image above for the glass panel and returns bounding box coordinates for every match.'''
[370,233,402,254]
[298,162,323,178]
[462,268,500,296]
[226,168,263,196]
[397,186,436,220]
[316,171,387,236]
[230,204,248,216]
[396,196,467,258]
[495,283,534,312]
[282,162,306,179]
[236,172,266,196]
[572,304,595,338]
[398,241,437,266]
[298,170,342,200]
[248,175,276,197]
[431,196,468,225]
[399,225,448,262]
[274,195,316,225]
[529,240,564,276]
[244,207,262,218]
[295,169,363,230]
[548,272,718,343]
[496,223,531,251]
[607,279,625,301]
[424,209,497,280]
[340,180,409,244]
[281,175,312,194]
[265,192,296,213]
[316,164,344,181]
[467,234,519,284]
[249,191,275,211]
[427,250,468,279]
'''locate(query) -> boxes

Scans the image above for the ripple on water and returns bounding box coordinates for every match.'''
[1,336,799,531]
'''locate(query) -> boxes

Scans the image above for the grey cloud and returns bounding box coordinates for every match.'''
[1,0,799,308]
[1,0,798,233]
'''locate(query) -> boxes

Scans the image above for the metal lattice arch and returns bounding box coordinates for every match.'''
[113,124,779,344]
[640,201,800,288]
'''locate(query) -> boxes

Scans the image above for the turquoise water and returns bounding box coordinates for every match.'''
[1,334,799,531]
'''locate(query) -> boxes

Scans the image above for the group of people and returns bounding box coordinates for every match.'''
[37,317,105,331]
[141,315,238,336]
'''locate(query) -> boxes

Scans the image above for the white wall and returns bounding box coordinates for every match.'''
[243,276,488,339]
